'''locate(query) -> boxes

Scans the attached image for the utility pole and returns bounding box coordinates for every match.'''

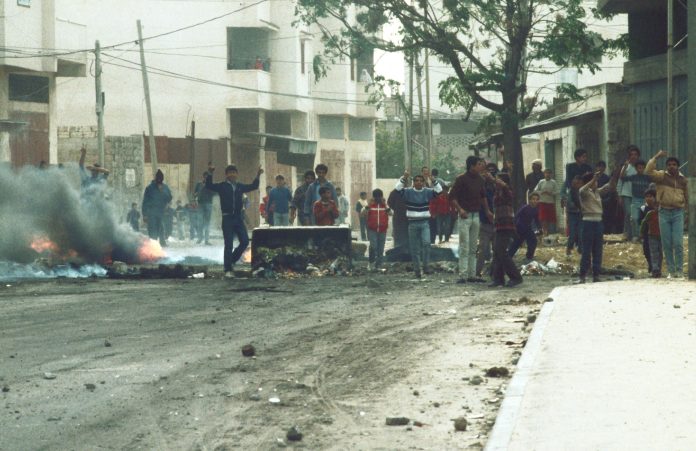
[667,0,674,155]
[399,93,410,171]
[424,49,432,169]
[94,40,105,166]
[408,53,414,172]
[414,53,426,165]
[137,20,158,177]
[688,0,696,279]
[188,120,196,197]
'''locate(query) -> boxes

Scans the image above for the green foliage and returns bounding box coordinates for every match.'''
[376,124,459,179]
[376,124,405,178]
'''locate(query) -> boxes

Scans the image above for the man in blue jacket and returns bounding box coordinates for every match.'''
[142,169,173,247]
[206,163,263,278]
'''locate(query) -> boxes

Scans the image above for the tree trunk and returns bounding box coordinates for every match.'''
[501,110,526,209]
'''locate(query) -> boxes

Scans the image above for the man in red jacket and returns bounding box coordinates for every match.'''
[362,189,390,270]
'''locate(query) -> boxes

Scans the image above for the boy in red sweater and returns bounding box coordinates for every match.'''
[362,189,391,270]
[313,186,339,226]
[430,186,452,243]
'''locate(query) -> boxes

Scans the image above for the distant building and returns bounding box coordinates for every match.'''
[55,0,377,227]
[598,0,688,163]
[0,1,86,166]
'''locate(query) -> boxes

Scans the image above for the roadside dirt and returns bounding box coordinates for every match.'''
[0,270,566,450]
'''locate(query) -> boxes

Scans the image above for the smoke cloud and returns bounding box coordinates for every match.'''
[0,164,143,264]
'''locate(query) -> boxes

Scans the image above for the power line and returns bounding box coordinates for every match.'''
[0,0,268,59]
[100,53,378,106]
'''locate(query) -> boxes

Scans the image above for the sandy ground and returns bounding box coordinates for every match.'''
[0,266,568,450]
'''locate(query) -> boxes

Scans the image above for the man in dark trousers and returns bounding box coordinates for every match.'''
[142,169,172,247]
[194,170,216,244]
[206,163,263,279]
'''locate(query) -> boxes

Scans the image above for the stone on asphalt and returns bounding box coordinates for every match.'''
[286,426,303,442]
[453,417,468,431]
[241,344,255,357]
[385,417,410,426]
[485,367,509,378]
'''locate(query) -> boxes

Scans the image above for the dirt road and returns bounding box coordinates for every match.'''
[0,272,564,450]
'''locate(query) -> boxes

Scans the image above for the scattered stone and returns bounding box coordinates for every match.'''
[511,357,520,365]
[485,367,509,378]
[241,344,256,357]
[674,304,681,309]
[406,426,413,431]
[43,372,57,380]
[2,386,9,392]
[104,340,112,347]
[433,402,440,408]
[544,297,554,303]
[385,417,410,426]
[453,417,468,431]
[469,376,483,385]
[286,426,303,442]
[47,416,62,422]
[526,314,537,323]
[275,438,287,447]
[413,390,419,396]
[518,296,531,303]
[84,383,96,392]
[248,393,261,401]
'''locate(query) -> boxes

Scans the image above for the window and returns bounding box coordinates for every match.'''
[9,74,49,103]
[349,119,373,141]
[17,0,31,6]
[300,41,305,74]
[319,116,344,140]
[227,27,271,71]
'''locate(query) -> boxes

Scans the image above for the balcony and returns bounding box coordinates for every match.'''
[597,0,661,14]
[55,18,87,77]
[226,70,272,110]
[623,49,686,85]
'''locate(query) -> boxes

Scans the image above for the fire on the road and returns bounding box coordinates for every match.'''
[30,236,60,254]
[138,239,165,262]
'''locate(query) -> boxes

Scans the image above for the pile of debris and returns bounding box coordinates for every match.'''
[520,258,576,276]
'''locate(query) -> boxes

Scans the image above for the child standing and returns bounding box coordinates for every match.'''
[639,189,662,278]
[620,159,652,241]
[508,192,540,261]
[268,174,293,226]
[313,187,339,226]
[487,172,523,288]
[577,170,617,283]
[534,169,558,236]
[430,187,452,244]
[363,189,390,271]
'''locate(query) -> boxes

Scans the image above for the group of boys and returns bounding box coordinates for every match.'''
[562,146,687,281]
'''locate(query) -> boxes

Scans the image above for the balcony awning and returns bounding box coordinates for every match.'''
[598,0,661,14]
[247,132,317,169]
[469,107,604,148]
[0,120,28,132]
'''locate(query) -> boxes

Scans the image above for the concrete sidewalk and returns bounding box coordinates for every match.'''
[486,280,696,451]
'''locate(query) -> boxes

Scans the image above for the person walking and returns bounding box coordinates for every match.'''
[336,187,350,225]
[194,170,216,244]
[205,163,263,279]
[645,149,688,278]
[487,172,523,288]
[142,169,173,247]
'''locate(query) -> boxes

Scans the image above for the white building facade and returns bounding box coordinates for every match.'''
[0,0,86,166]
[55,0,377,227]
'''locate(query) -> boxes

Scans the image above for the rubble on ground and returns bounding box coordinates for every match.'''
[520,258,575,276]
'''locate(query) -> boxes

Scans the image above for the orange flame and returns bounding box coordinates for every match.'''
[242,248,252,264]
[31,236,59,254]
[138,238,165,262]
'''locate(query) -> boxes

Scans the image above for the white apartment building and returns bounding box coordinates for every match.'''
[0,0,86,166]
[55,0,377,226]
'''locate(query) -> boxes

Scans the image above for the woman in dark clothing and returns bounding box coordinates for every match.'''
[487,172,523,288]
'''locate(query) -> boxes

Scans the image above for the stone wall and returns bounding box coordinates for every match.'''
[57,126,145,221]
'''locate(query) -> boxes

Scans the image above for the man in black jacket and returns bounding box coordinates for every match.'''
[206,163,263,278]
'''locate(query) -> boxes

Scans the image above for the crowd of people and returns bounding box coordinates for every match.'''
[112,142,688,282]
